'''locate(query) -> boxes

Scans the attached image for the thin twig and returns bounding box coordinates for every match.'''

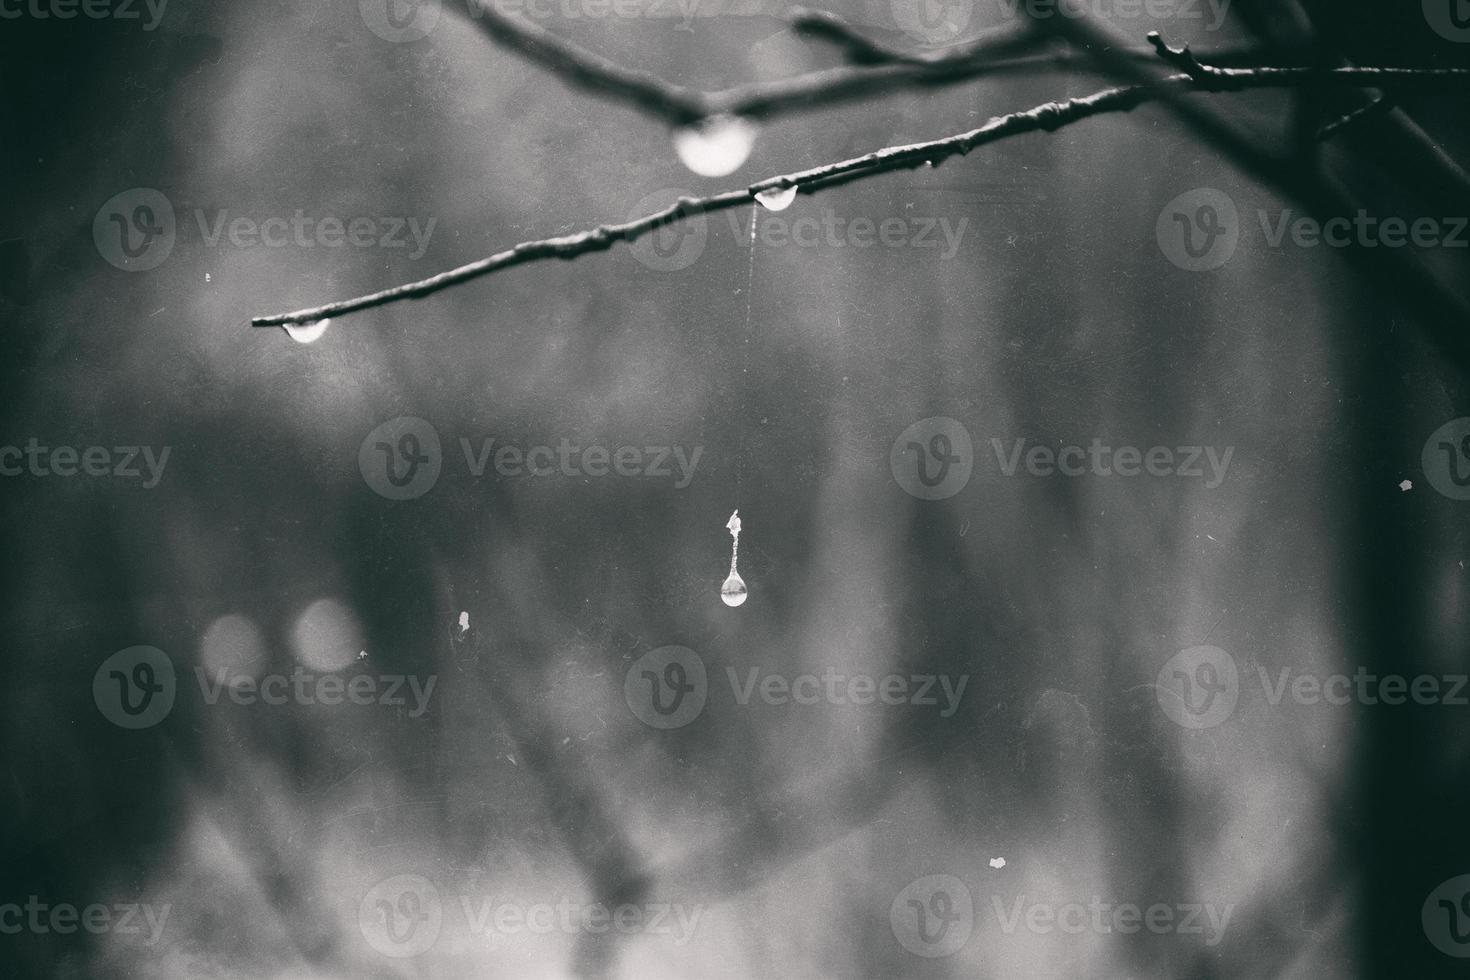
[789,7,1284,73]
[1047,24,1470,368]
[252,61,1470,328]
[1316,94,1394,140]
[1250,0,1470,213]
[454,0,1044,124]
[450,0,1285,125]
[789,8,1036,68]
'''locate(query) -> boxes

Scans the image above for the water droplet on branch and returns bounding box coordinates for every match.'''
[755,185,797,212]
[721,509,747,607]
[674,115,756,177]
[283,318,331,344]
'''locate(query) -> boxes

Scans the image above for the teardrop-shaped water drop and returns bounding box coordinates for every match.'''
[673,115,757,178]
[720,571,748,607]
[283,318,331,344]
[755,185,797,212]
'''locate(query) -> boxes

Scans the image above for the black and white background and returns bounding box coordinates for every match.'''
[3,0,1470,977]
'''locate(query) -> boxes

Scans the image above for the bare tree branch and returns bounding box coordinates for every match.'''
[453,0,1048,125]
[252,58,1470,329]
[452,1,1311,127]
[788,7,1036,68]
[1242,0,1470,214]
[792,6,1296,73]
[1020,17,1470,367]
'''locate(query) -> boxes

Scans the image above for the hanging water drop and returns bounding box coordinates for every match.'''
[754,184,797,212]
[283,318,331,344]
[721,510,747,607]
[673,115,756,178]
[721,571,747,607]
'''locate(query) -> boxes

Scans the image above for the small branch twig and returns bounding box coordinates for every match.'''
[252,60,1470,328]
[456,0,1046,125]
[789,8,1037,68]
[454,1,1292,126]
[1316,94,1394,140]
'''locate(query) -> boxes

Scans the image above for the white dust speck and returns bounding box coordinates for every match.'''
[1399,479,1413,492]
[457,611,470,634]
[989,857,1006,870]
